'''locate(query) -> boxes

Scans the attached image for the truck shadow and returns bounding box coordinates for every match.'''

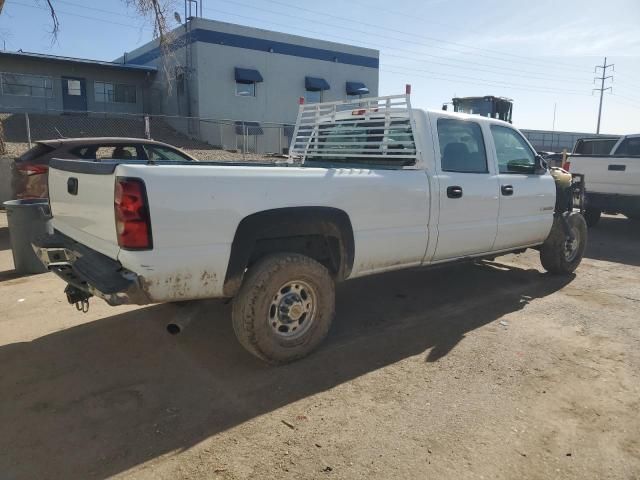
[584,215,640,267]
[0,260,572,479]
[0,226,10,251]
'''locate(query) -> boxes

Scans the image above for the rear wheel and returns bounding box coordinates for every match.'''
[584,207,601,227]
[232,253,335,364]
[540,212,587,275]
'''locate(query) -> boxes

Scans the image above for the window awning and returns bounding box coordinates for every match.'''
[346,81,369,95]
[235,121,264,135]
[305,76,330,91]
[234,67,263,84]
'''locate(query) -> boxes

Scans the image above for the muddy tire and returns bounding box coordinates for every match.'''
[584,207,601,227]
[232,253,335,364]
[540,212,588,275]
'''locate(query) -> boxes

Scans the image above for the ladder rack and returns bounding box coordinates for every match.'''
[288,94,418,165]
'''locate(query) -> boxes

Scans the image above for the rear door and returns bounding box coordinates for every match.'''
[488,125,556,251]
[430,115,500,261]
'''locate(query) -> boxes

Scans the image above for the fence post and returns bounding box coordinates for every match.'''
[144,115,151,139]
[25,113,32,149]
[242,121,246,161]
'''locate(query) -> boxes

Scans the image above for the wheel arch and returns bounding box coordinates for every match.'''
[223,207,355,297]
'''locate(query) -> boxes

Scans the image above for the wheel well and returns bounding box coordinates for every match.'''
[223,207,355,296]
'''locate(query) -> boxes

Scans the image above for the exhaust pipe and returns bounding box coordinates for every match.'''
[166,316,193,335]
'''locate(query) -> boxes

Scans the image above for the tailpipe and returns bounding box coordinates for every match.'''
[166,316,193,335]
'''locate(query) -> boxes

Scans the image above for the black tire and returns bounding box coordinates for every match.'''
[232,253,335,364]
[540,212,588,275]
[584,207,601,227]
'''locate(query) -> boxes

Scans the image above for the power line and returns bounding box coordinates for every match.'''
[7,1,152,32]
[213,0,593,75]
[381,68,592,97]
[258,0,595,74]
[593,57,614,134]
[201,3,589,84]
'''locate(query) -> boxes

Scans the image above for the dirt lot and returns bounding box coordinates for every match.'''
[0,211,638,480]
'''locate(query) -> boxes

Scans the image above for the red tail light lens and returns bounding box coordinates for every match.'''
[18,164,48,176]
[114,177,152,250]
[562,161,571,171]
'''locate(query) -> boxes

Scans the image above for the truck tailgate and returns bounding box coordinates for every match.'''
[571,155,640,196]
[48,159,120,259]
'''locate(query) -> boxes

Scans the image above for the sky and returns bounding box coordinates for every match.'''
[1,0,639,134]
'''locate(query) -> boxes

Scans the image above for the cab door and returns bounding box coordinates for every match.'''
[488,125,556,251]
[430,115,500,261]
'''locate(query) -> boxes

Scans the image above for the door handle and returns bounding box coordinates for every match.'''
[67,177,78,195]
[501,185,514,196]
[447,186,463,199]
[608,164,626,171]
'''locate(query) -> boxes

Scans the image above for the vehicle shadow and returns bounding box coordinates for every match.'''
[0,226,10,251]
[584,215,640,267]
[0,260,573,479]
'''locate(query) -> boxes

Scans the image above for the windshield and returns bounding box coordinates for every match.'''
[303,118,416,166]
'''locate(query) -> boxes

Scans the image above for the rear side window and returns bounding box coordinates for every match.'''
[574,139,618,155]
[614,138,640,156]
[144,145,194,162]
[437,118,488,173]
[16,143,55,163]
[70,145,144,160]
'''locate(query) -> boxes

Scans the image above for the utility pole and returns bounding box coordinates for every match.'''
[594,57,614,134]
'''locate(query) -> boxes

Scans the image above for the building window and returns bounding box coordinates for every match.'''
[1,72,53,98]
[236,81,256,97]
[95,81,136,103]
[304,90,322,104]
[66,79,82,96]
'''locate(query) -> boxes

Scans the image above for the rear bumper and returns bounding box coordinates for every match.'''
[585,192,640,214]
[32,231,152,306]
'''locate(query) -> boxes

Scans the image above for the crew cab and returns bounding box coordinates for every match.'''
[34,94,587,364]
[567,134,640,226]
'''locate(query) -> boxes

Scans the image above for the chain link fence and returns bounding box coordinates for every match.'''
[0,108,296,161]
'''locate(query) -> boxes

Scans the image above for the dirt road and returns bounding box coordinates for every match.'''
[0,212,638,479]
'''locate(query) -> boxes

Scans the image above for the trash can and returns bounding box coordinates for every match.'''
[3,199,51,274]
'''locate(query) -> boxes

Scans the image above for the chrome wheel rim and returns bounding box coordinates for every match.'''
[268,280,317,339]
[564,226,580,262]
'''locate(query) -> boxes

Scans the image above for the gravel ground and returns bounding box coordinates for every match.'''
[0,212,638,480]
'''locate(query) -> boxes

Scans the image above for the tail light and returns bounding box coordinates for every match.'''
[18,164,48,176]
[562,161,571,171]
[114,177,152,250]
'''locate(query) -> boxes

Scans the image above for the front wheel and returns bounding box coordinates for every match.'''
[540,212,588,275]
[232,253,335,364]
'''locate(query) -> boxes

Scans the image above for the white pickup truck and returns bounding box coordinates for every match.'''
[34,94,587,363]
[568,134,640,226]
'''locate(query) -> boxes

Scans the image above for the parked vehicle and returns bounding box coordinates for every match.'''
[11,137,197,199]
[566,134,640,226]
[34,94,587,364]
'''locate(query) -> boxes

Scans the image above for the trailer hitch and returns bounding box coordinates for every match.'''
[65,285,92,313]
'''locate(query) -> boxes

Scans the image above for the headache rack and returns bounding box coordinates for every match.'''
[288,94,419,165]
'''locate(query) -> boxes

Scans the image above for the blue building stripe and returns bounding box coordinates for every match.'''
[127,28,379,69]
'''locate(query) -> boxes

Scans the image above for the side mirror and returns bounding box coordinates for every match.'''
[506,159,536,174]
[535,154,548,173]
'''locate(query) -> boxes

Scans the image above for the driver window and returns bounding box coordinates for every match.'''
[490,125,536,174]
